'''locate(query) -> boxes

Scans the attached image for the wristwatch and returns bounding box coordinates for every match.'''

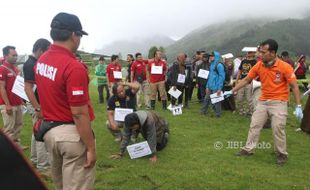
[35,107,41,112]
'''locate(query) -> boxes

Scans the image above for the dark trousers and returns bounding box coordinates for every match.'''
[222,86,236,111]
[296,75,308,91]
[171,86,189,106]
[201,90,222,117]
[198,83,207,102]
[188,81,196,101]
[156,127,169,151]
[98,84,110,103]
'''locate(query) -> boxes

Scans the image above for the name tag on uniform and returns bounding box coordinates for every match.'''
[113,71,122,79]
[198,69,209,79]
[127,141,152,159]
[177,74,186,84]
[151,66,163,74]
[114,108,133,121]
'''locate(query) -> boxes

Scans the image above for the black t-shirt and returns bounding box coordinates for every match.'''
[107,89,136,111]
[23,55,40,103]
[238,59,257,79]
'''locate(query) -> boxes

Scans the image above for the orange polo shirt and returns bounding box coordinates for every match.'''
[247,58,296,101]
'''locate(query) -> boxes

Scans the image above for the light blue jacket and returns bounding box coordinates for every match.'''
[206,51,225,91]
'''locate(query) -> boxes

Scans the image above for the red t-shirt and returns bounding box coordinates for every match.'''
[0,62,22,106]
[106,63,122,83]
[147,59,167,83]
[34,44,95,122]
[131,60,147,81]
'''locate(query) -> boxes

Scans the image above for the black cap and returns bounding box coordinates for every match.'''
[51,12,88,35]
[209,52,215,56]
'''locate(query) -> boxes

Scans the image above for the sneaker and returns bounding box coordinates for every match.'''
[235,149,253,156]
[276,154,288,165]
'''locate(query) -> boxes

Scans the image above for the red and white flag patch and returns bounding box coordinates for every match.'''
[72,87,84,96]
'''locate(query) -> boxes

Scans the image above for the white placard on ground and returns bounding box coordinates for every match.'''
[197,69,209,80]
[210,91,224,104]
[11,76,31,102]
[113,71,122,79]
[127,141,152,159]
[172,105,182,116]
[177,74,186,84]
[114,108,133,122]
[168,87,182,99]
[151,65,163,74]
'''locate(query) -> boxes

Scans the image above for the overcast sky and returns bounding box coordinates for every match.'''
[0,0,309,54]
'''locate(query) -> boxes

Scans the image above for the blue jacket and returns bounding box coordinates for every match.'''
[206,51,225,91]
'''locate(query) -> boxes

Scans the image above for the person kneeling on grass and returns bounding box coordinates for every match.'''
[111,111,169,162]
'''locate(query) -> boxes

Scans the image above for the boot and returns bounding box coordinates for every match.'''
[151,100,156,110]
[162,100,167,110]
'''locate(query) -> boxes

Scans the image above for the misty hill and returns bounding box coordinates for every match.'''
[165,17,310,61]
[95,35,175,58]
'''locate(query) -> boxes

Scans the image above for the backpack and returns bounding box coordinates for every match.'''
[214,62,230,83]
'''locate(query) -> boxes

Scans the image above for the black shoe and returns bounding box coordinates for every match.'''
[151,100,156,110]
[235,149,253,156]
[276,154,288,165]
[162,100,167,110]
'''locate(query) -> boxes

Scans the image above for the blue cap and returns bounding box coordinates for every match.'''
[51,12,88,35]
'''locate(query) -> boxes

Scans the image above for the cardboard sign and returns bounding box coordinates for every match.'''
[172,105,182,116]
[127,141,152,159]
[177,74,186,83]
[168,87,182,99]
[197,69,209,80]
[151,66,163,74]
[210,91,224,104]
[114,108,133,122]
[12,76,36,102]
[113,71,122,79]
[242,47,257,52]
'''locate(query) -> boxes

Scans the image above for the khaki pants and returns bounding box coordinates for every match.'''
[26,102,50,170]
[44,124,95,190]
[150,81,167,101]
[0,105,23,142]
[242,100,288,155]
[236,83,253,115]
[137,81,150,108]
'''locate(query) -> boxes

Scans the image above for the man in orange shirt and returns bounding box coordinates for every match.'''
[228,39,302,165]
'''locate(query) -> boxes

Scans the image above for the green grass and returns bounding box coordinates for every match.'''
[2,83,310,190]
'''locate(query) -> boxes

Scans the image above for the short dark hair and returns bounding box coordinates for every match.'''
[2,46,15,56]
[281,51,289,57]
[99,56,105,61]
[127,54,134,60]
[124,113,140,128]
[111,55,119,62]
[260,39,278,53]
[135,52,142,58]
[32,38,51,53]
[50,28,72,41]
[196,51,201,55]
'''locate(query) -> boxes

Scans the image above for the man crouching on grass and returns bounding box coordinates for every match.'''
[111,111,169,162]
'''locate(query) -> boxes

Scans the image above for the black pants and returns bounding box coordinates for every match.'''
[188,81,196,101]
[157,127,169,151]
[171,86,189,106]
[222,85,236,111]
[98,84,110,103]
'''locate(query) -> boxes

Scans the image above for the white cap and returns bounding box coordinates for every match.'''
[222,53,234,59]
[242,47,257,52]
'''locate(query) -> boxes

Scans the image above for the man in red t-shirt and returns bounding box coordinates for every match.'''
[131,52,150,109]
[34,12,96,189]
[147,50,167,110]
[0,46,24,145]
[106,54,122,94]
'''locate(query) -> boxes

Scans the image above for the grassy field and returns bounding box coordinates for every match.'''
[2,80,310,190]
